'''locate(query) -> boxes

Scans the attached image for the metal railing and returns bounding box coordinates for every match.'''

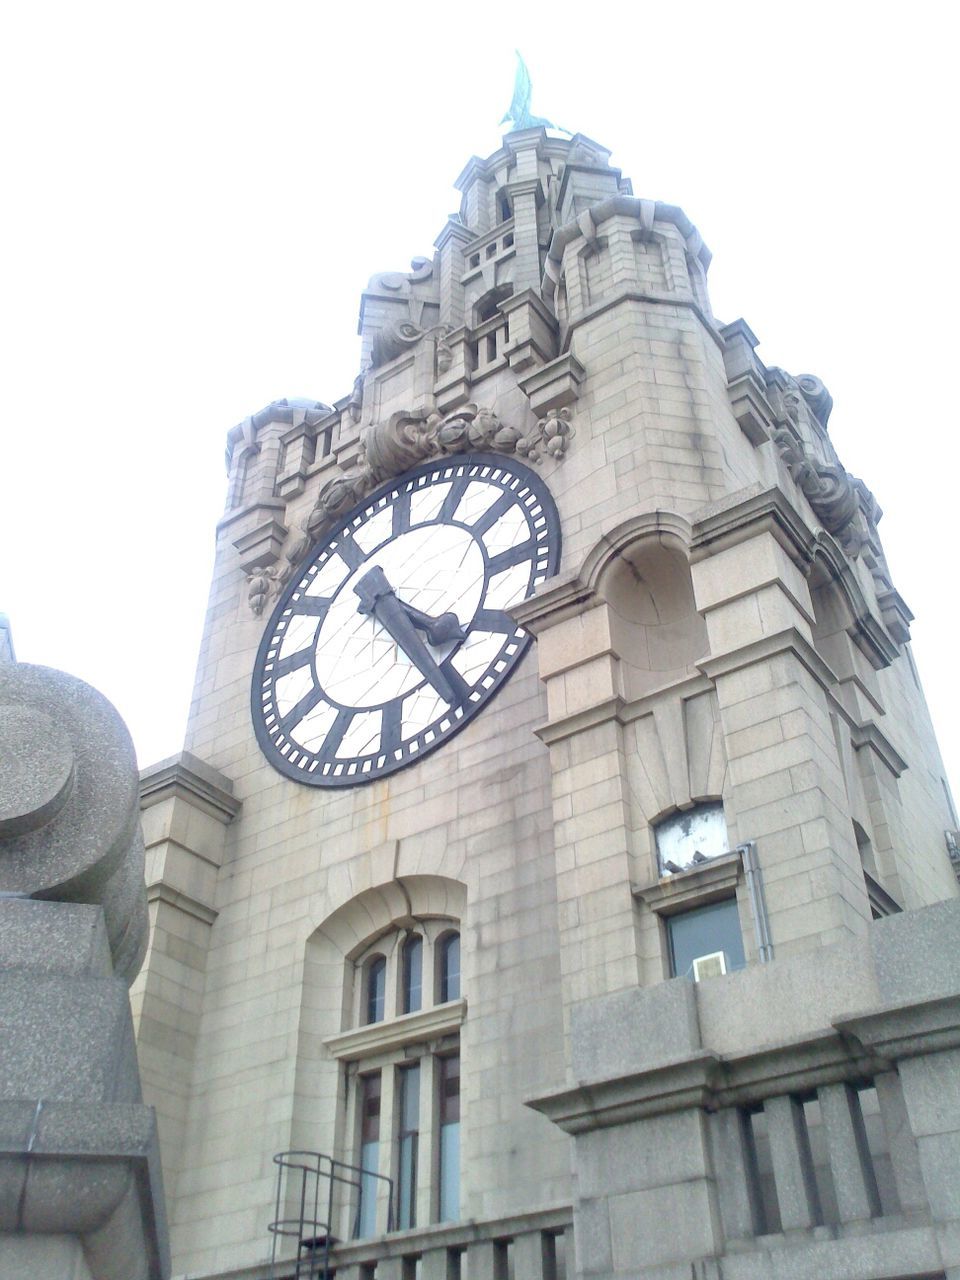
[269,1151,394,1280]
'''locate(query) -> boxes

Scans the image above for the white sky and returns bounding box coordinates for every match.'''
[2,2,958,800]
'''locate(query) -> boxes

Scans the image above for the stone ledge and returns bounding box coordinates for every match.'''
[139,751,240,824]
[323,998,466,1062]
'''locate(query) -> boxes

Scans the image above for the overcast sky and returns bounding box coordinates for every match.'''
[2,2,957,801]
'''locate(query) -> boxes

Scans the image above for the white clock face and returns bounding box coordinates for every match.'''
[252,454,561,786]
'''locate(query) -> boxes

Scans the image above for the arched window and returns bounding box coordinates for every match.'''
[401,934,423,1014]
[438,932,460,1003]
[365,955,386,1024]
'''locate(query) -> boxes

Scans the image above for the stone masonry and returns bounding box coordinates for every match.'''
[131,129,960,1280]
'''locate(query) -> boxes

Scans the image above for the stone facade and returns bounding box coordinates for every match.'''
[132,129,960,1279]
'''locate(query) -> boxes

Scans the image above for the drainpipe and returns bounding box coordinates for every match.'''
[739,840,774,963]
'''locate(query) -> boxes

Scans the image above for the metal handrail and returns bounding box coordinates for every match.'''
[269,1150,394,1280]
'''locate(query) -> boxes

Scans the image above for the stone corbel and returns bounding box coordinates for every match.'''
[720,319,774,445]
[518,353,586,415]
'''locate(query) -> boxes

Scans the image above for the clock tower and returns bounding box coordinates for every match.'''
[132,128,960,1280]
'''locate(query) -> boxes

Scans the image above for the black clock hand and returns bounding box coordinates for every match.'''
[395,600,466,645]
[353,565,458,703]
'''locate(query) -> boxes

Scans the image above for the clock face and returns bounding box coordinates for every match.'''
[252,453,561,786]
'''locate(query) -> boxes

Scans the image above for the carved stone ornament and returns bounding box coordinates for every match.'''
[246,564,288,617]
[287,404,576,563]
[370,320,452,371]
[772,426,862,550]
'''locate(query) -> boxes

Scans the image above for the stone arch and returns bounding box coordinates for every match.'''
[286,875,467,1161]
[579,513,707,700]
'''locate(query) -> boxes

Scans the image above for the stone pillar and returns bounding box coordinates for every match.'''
[131,751,239,1208]
[0,662,168,1280]
[694,524,874,950]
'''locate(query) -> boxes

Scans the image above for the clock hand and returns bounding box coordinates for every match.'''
[395,600,466,645]
[353,565,458,704]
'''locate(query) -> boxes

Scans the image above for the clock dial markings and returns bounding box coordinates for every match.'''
[451,480,502,527]
[449,630,509,685]
[272,648,314,679]
[391,489,412,538]
[315,708,354,762]
[252,454,561,787]
[438,659,471,704]
[472,608,516,634]
[484,562,531,611]
[438,473,471,522]
[380,701,403,756]
[481,503,530,557]
[464,490,515,538]
[410,480,451,525]
[289,594,332,618]
[280,685,326,735]
[278,613,321,660]
[336,708,383,760]
[304,556,349,597]
[400,686,447,741]
[487,539,537,576]
[334,537,365,572]
[353,505,395,554]
[274,665,315,718]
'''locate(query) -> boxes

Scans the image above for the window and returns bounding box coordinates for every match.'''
[396,1064,420,1229]
[438,932,460,1003]
[668,899,745,980]
[401,935,423,1014]
[356,1073,381,1238]
[438,1054,460,1222]
[326,916,465,1237]
[365,955,386,1024]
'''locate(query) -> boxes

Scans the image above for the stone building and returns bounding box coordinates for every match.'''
[131,128,960,1280]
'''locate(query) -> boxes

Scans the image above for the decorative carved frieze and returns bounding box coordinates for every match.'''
[284,404,576,567]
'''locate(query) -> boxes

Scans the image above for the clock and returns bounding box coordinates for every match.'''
[251,453,561,786]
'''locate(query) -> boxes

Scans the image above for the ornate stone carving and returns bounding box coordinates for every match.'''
[772,425,861,549]
[294,404,575,554]
[370,320,452,371]
[246,564,288,617]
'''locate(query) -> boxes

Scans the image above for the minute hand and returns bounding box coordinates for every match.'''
[353,565,458,703]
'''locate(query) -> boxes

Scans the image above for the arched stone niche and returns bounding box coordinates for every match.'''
[596,526,708,702]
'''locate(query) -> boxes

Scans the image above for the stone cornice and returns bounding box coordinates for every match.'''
[691,485,816,569]
[139,751,240,824]
[634,852,743,914]
[528,993,960,1134]
[146,881,218,927]
[323,998,466,1062]
[564,288,724,352]
[698,626,839,690]
[849,719,908,778]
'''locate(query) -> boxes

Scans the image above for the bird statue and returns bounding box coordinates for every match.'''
[500,51,557,132]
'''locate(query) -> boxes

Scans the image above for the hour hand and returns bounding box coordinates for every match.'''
[353,565,458,703]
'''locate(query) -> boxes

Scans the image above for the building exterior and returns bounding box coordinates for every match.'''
[131,128,960,1280]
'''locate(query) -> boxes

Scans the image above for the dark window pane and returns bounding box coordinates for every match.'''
[397,1064,420,1229]
[357,1073,382,1237]
[668,899,745,979]
[402,936,423,1014]
[366,956,386,1024]
[438,1054,460,1222]
[439,1054,460,1125]
[440,933,460,1003]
